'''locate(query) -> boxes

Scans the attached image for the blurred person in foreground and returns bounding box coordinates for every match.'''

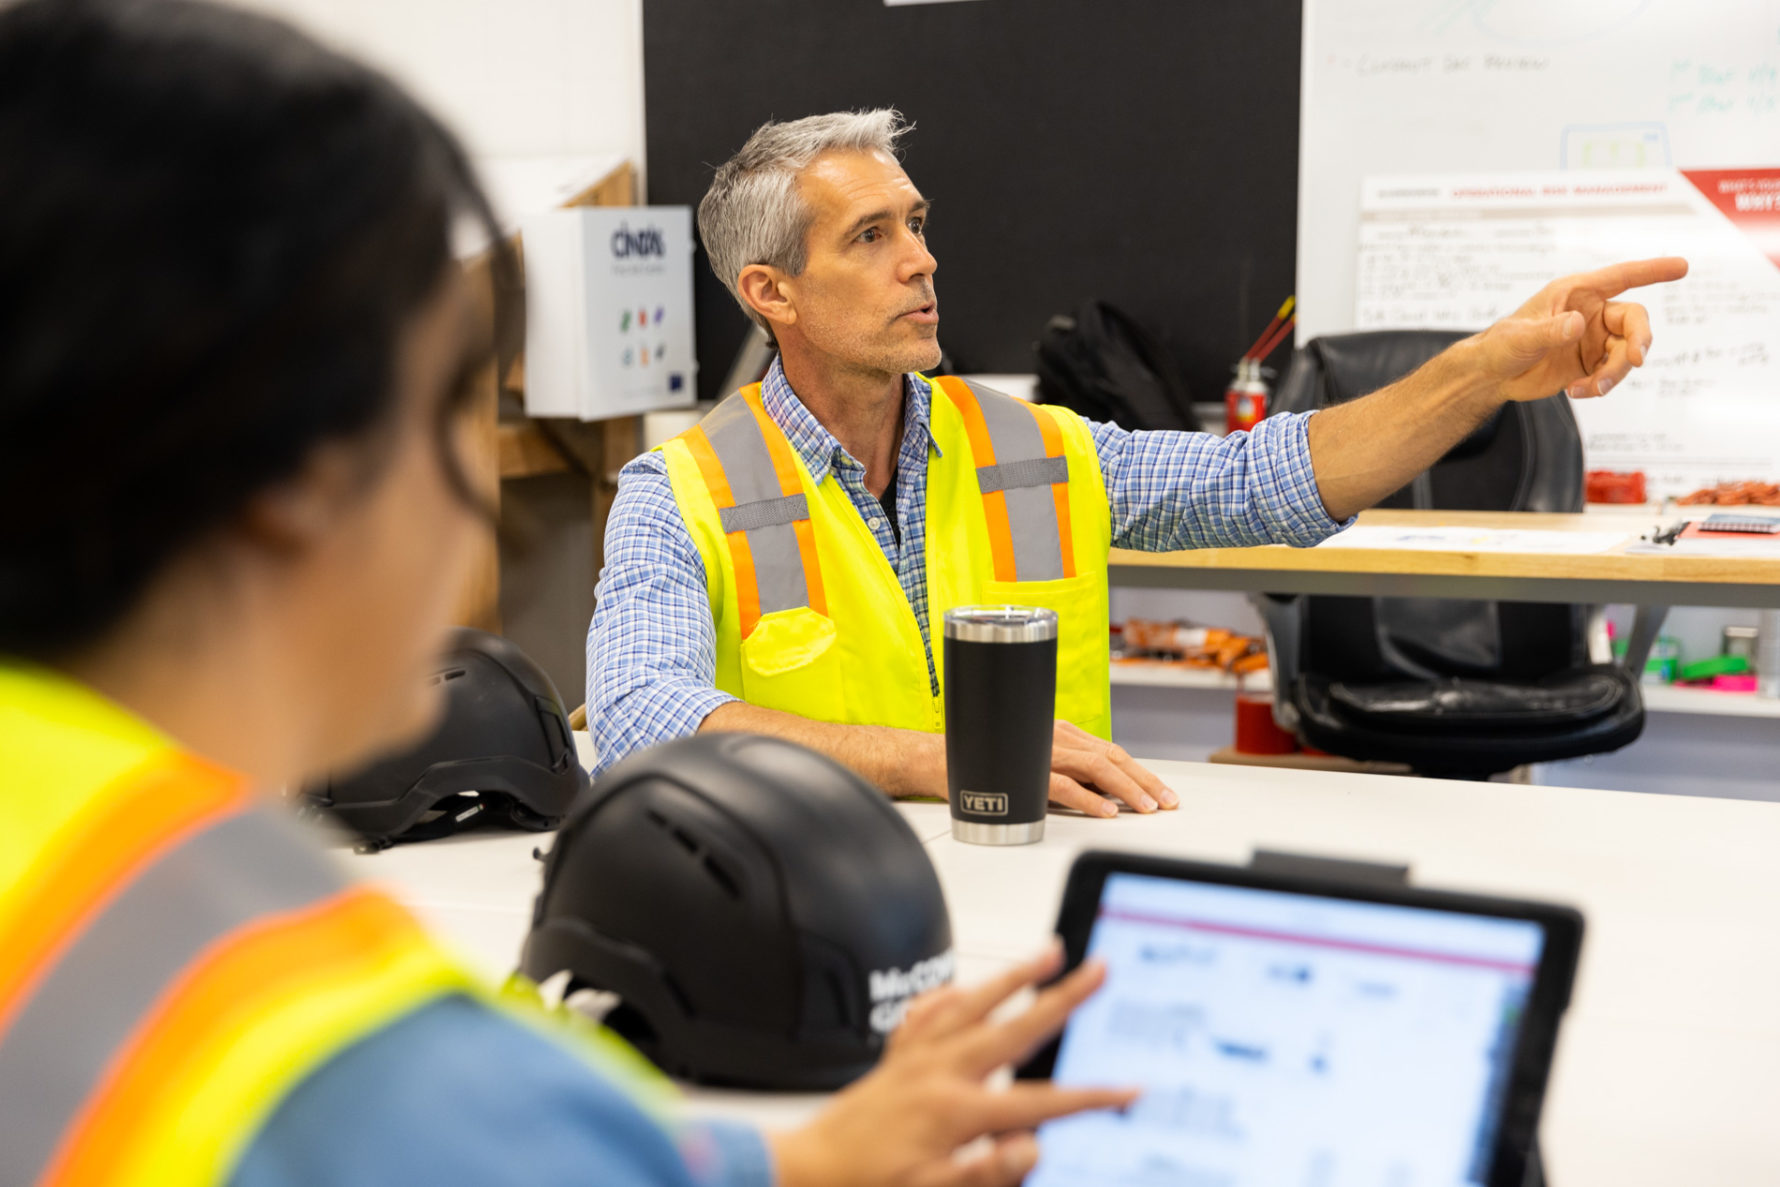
[0,2,1133,1184]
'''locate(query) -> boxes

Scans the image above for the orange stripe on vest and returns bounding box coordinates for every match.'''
[0,755,249,1038]
[933,377,1018,583]
[738,389,829,618]
[685,423,764,637]
[37,887,429,1187]
[739,387,803,500]
[683,425,735,510]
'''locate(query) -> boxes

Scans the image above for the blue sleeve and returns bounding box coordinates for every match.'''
[1090,411,1351,552]
[585,451,737,778]
[231,996,773,1187]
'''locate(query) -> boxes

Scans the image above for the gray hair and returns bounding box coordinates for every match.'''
[698,109,911,332]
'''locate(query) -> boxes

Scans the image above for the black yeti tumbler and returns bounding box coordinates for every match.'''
[943,605,1058,845]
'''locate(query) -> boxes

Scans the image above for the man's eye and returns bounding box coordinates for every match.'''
[859,227,880,244]
[910,217,926,235]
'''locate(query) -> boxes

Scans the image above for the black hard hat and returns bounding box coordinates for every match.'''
[520,732,954,1090]
[300,628,588,849]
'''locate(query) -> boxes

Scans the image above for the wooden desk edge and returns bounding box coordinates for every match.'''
[1109,510,1780,594]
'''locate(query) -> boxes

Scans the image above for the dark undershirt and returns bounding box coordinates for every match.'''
[878,466,901,547]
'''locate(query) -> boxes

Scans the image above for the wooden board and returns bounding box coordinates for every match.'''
[1111,509,1780,605]
[497,422,572,479]
[451,159,641,631]
[1207,745,1412,775]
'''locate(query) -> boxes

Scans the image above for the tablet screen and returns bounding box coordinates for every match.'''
[1030,870,1548,1187]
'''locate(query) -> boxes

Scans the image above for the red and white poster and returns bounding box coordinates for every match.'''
[1356,169,1780,498]
[1682,169,1780,272]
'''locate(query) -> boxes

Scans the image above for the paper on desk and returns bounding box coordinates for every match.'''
[1315,526,1630,554]
[1623,513,1780,557]
[1658,536,1780,558]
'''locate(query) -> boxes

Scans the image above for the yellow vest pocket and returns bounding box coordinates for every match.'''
[740,606,846,720]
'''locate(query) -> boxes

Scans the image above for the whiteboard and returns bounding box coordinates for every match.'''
[1353,169,1780,497]
[1298,0,1780,342]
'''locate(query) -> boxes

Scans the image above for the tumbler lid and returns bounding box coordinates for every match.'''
[943,605,1058,643]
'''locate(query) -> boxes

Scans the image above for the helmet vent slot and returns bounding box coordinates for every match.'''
[702,855,741,899]
[824,970,851,1024]
[644,808,702,857]
[428,667,469,686]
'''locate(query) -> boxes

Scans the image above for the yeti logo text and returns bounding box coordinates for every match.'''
[866,950,956,1035]
[960,791,1008,816]
[610,224,666,258]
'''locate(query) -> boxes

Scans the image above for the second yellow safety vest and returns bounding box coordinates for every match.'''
[0,663,672,1187]
[659,375,1113,738]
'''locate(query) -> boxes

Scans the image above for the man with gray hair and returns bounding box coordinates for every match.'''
[587,108,1683,815]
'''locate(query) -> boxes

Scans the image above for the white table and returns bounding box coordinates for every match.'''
[345,759,1780,1186]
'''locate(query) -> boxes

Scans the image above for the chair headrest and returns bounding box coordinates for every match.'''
[1277,329,1504,462]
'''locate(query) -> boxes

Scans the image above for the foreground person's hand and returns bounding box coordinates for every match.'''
[769,944,1138,1187]
[1048,719,1178,817]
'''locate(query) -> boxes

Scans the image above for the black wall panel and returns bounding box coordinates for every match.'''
[644,0,1301,404]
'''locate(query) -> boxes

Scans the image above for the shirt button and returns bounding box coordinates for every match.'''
[868,517,883,531]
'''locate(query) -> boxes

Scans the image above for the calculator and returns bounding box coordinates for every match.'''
[1699,513,1780,535]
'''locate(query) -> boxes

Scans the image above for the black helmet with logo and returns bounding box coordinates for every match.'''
[520,732,954,1090]
[300,628,588,849]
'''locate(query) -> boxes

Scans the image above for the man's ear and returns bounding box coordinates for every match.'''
[235,444,363,556]
[737,264,798,336]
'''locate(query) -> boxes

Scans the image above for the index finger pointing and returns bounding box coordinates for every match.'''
[971,1083,1143,1135]
[1581,256,1688,298]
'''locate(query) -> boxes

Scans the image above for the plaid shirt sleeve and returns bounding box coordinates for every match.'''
[584,451,737,777]
[1091,410,1352,551]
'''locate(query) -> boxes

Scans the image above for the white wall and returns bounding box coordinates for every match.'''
[236,0,646,180]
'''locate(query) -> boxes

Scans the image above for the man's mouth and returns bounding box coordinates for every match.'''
[899,300,939,325]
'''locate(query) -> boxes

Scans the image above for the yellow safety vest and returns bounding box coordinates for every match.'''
[0,663,668,1187]
[659,375,1113,738]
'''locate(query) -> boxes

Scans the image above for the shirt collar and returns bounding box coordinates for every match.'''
[757,356,943,485]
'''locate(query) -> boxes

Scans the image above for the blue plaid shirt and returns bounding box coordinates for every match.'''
[586,358,1344,774]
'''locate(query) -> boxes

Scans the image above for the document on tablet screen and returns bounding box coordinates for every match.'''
[1031,872,1545,1187]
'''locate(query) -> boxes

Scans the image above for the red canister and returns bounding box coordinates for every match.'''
[1234,692,1297,755]
[1225,359,1270,434]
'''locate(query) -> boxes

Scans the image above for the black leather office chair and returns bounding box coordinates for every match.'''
[1257,331,1644,778]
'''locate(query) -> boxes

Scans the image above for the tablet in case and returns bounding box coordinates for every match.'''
[1018,849,1583,1187]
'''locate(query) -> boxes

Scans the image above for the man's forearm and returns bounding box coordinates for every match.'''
[1305,337,1504,522]
[699,701,946,798]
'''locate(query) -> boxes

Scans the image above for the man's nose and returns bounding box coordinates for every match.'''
[897,227,938,282]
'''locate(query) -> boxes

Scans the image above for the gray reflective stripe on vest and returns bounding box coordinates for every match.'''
[976,455,1068,494]
[966,380,1069,582]
[0,807,349,1184]
[700,393,818,620]
[719,492,809,533]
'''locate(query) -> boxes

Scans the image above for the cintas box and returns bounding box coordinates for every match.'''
[521,206,697,420]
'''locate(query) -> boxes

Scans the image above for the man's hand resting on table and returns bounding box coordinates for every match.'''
[1045,719,1177,817]
[700,701,1179,817]
[898,719,1179,816]
[769,943,1138,1187]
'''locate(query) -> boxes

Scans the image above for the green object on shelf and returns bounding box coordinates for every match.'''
[1642,636,1681,685]
[1679,654,1750,682]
